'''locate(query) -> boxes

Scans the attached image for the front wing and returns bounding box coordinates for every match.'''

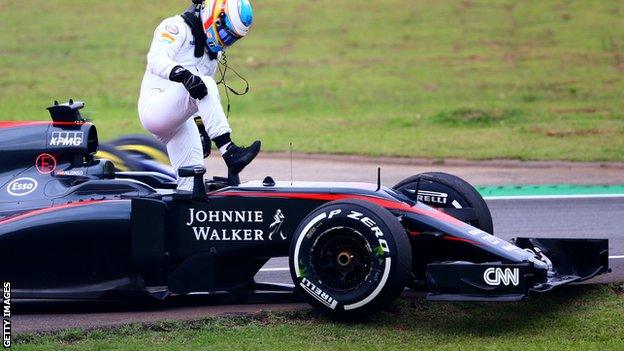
[426,238,609,301]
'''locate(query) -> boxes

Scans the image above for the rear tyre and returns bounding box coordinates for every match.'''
[289,199,412,318]
[95,144,141,172]
[393,172,493,233]
[101,135,176,178]
[107,134,170,165]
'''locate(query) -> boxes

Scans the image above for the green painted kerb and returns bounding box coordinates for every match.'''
[477,184,624,197]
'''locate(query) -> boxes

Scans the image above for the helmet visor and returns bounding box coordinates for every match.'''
[216,16,242,47]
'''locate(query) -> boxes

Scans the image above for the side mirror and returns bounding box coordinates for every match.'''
[178,165,207,201]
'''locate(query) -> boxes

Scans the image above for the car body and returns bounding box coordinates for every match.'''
[0,101,610,316]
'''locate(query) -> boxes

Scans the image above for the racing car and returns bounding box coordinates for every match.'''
[0,100,610,318]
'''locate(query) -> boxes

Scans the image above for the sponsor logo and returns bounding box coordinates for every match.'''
[467,228,522,253]
[191,227,264,241]
[186,209,263,225]
[166,24,179,35]
[186,208,287,241]
[159,32,176,44]
[345,210,390,254]
[50,131,83,147]
[36,153,57,174]
[300,277,338,309]
[6,178,38,197]
[268,209,286,240]
[407,189,449,205]
[2,282,10,348]
[483,267,520,286]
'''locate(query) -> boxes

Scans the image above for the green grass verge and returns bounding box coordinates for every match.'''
[0,0,623,161]
[13,285,624,350]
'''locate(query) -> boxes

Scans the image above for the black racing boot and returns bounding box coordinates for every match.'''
[222,140,261,174]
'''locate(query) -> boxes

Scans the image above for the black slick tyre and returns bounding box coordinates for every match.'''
[393,172,493,233]
[289,199,412,318]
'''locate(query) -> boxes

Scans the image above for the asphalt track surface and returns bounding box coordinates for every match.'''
[10,154,624,334]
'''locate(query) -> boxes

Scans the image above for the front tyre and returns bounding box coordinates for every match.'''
[393,172,493,234]
[289,199,412,318]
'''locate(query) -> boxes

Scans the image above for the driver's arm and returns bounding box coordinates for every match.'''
[146,19,189,80]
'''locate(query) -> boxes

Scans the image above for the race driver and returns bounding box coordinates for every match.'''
[138,0,260,190]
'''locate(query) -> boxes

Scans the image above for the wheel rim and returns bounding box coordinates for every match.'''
[310,226,373,292]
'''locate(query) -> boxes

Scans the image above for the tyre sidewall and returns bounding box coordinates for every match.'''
[289,200,410,317]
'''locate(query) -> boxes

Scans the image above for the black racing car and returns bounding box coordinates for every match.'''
[0,101,610,317]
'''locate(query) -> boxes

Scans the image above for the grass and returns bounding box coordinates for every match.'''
[0,0,623,161]
[13,285,624,350]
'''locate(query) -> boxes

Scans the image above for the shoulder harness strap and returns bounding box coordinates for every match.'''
[181,11,217,60]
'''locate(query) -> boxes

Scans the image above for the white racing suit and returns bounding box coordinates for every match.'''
[138,16,231,190]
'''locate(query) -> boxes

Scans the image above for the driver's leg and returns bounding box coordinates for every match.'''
[165,118,203,191]
[138,84,198,142]
[194,76,231,141]
[195,76,261,174]
[139,85,203,190]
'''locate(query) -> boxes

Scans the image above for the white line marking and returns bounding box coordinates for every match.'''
[260,255,624,272]
[259,267,290,272]
[484,194,624,200]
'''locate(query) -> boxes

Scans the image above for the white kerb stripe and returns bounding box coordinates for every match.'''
[293,213,327,277]
[344,257,392,311]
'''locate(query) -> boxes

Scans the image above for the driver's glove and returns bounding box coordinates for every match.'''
[169,66,208,100]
